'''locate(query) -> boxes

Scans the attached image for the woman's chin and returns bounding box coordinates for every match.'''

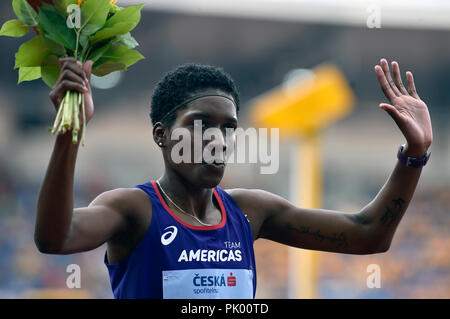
[193,166,225,188]
[170,162,225,189]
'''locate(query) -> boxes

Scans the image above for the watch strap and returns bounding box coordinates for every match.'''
[397,144,431,168]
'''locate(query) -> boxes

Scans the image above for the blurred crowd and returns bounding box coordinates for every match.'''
[317,186,450,298]
[0,157,113,298]
[253,185,450,298]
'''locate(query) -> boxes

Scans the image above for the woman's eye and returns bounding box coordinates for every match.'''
[224,124,237,131]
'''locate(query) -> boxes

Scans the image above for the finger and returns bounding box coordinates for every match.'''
[84,60,93,79]
[59,68,87,87]
[61,61,88,82]
[406,71,420,99]
[55,79,89,95]
[379,103,402,127]
[58,57,87,81]
[83,60,94,91]
[380,58,401,96]
[54,63,88,90]
[379,103,398,114]
[374,65,396,101]
[392,61,408,95]
[58,57,80,70]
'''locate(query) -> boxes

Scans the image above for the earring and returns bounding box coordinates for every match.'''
[158,142,163,147]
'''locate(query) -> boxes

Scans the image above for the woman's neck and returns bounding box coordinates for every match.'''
[157,171,217,220]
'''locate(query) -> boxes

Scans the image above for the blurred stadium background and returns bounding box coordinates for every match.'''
[0,0,449,298]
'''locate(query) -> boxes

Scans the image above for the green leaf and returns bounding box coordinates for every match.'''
[12,0,39,26]
[105,4,143,29]
[39,7,77,50]
[77,0,111,52]
[89,4,143,45]
[92,62,126,77]
[37,25,67,56]
[89,21,135,44]
[14,36,49,69]
[94,43,144,70]
[54,0,79,16]
[114,32,139,49]
[87,41,112,64]
[42,35,67,56]
[0,19,29,37]
[80,0,111,34]
[18,66,41,83]
[79,31,90,49]
[108,4,121,16]
[41,55,61,88]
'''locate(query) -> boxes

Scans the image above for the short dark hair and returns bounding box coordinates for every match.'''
[150,63,240,127]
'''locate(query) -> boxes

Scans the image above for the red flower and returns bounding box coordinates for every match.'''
[25,1,53,35]
[31,26,39,36]
[26,0,54,13]
[25,0,53,34]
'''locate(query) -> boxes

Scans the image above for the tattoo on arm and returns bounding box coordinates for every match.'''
[379,197,406,227]
[286,223,348,248]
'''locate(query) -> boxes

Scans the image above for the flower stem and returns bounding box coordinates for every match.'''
[51,98,65,134]
[74,31,80,60]
[63,91,72,130]
[50,90,86,145]
[72,92,80,144]
[81,94,86,147]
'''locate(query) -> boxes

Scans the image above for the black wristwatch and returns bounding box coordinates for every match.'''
[397,144,431,168]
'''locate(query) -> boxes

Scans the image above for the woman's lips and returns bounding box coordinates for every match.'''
[201,161,225,168]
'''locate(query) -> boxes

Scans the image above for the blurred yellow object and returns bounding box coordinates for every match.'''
[250,63,354,298]
[20,289,91,299]
[288,134,322,299]
[250,63,354,137]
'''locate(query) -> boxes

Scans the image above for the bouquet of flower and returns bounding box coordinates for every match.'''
[0,0,145,145]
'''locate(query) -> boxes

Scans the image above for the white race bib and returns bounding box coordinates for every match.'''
[162,268,253,299]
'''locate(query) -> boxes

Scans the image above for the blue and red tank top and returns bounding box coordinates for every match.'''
[104,180,257,299]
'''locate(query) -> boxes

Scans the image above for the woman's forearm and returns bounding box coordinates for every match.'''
[35,130,80,252]
[360,143,428,251]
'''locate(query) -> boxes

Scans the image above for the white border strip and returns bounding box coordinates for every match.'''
[121,0,450,30]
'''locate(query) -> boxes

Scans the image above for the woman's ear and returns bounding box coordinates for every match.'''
[153,122,166,147]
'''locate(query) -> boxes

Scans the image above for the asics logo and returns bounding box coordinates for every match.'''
[161,226,178,246]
